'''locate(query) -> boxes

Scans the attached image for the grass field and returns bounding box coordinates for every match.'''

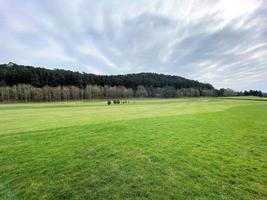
[0,97,267,199]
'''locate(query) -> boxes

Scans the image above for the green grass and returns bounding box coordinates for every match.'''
[220,96,267,101]
[0,98,266,199]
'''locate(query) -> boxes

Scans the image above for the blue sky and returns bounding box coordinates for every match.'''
[0,0,267,91]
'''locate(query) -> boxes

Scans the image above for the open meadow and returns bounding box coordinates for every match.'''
[0,97,267,199]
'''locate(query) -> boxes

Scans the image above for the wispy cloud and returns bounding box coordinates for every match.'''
[0,0,266,91]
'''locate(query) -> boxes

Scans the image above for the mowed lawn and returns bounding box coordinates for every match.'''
[0,98,266,200]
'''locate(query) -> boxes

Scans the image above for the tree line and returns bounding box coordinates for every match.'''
[242,90,265,97]
[0,84,228,102]
[0,63,213,90]
[0,63,265,102]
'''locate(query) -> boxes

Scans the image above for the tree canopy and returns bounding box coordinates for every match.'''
[0,63,213,90]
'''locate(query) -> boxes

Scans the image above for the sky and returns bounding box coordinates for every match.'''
[0,0,267,91]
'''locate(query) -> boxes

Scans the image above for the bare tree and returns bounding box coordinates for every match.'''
[135,85,148,97]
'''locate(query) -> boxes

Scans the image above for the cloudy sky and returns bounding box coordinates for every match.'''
[0,0,267,91]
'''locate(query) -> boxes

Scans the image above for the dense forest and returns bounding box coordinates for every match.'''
[0,63,213,89]
[0,62,265,102]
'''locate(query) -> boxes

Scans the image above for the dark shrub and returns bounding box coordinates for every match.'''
[113,99,120,104]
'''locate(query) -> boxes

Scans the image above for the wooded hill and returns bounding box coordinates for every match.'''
[0,62,249,102]
[0,63,213,89]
